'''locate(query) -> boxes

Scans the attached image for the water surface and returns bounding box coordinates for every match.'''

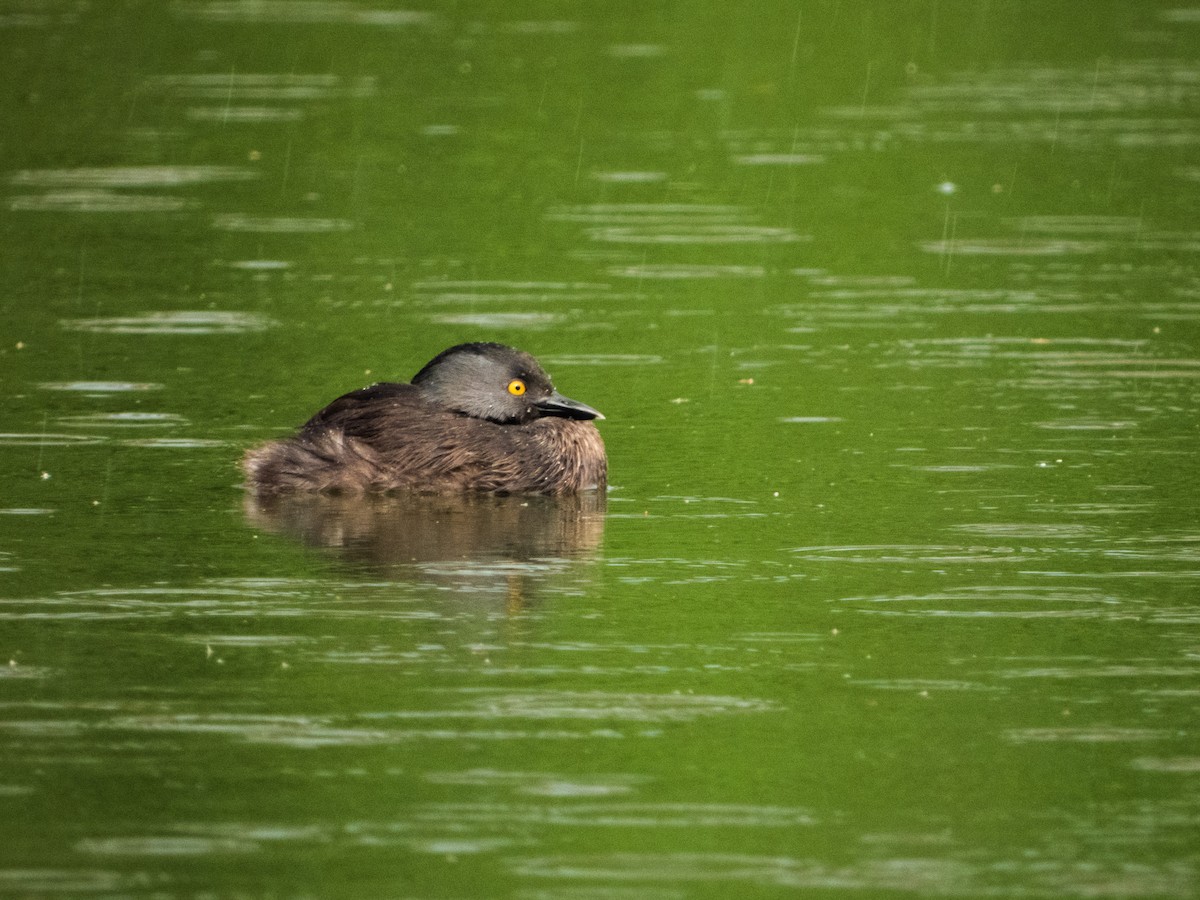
[1,2,1199,897]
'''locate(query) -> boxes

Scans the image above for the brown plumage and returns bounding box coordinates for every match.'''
[243,342,607,495]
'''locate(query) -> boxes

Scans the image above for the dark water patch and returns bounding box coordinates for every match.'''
[815,59,1200,155]
[1103,534,1200,563]
[0,662,52,681]
[244,492,605,583]
[545,204,745,227]
[2,6,1198,897]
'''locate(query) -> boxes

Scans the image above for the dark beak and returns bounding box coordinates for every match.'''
[536,390,604,421]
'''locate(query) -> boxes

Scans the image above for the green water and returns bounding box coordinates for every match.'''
[2,2,1199,896]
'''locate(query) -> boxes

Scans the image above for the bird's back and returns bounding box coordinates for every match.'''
[243,382,606,495]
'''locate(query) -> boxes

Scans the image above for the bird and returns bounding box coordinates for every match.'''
[242,342,607,495]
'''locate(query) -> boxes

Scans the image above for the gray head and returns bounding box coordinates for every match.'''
[411,342,604,425]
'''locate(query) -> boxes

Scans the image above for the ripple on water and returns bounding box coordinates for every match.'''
[919,238,1105,256]
[588,224,804,244]
[104,714,397,748]
[38,381,164,392]
[428,312,565,329]
[0,432,105,447]
[211,214,354,233]
[1012,215,1147,235]
[0,585,311,622]
[500,20,581,35]
[227,259,292,270]
[424,769,649,798]
[1005,727,1170,744]
[540,354,664,366]
[1131,757,1200,773]
[408,801,815,830]
[170,3,436,26]
[121,437,227,449]
[77,688,776,747]
[589,171,667,183]
[9,166,257,188]
[76,835,256,856]
[608,263,765,279]
[187,106,306,123]
[369,689,778,724]
[0,871,136,894]
[831,586,1131,620]
[951,523,1104,539]
[61,311,275,334]
[9,191,193,213]
[57,412,187,429]
[732,153,826,166]
[409,279,624,307]
[545,203,744,226]
[1027,501,1152,516]
[509,852,976,893]
[812,58,1200,155]
[146,73,379,101]
[792,544,1025,564]
[1036,418,1139,431]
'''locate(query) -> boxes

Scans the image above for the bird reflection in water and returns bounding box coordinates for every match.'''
[243,491,606,611]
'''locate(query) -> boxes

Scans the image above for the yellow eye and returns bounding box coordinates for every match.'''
[507,379,526,396]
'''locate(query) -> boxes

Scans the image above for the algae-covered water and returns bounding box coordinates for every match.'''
[2,3,1199,896]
